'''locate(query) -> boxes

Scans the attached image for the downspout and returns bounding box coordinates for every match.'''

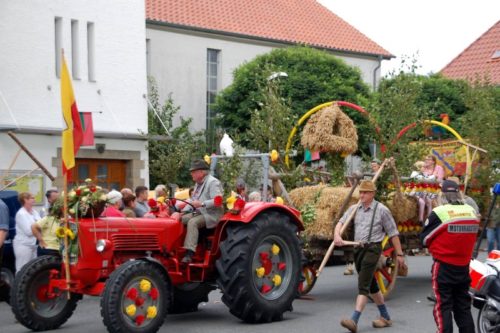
[372,55,383,91]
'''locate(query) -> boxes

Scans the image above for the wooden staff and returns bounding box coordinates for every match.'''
[7,131,55,181]
[316,158,390,277]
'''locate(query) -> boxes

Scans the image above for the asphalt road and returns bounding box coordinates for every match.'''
[1,254,484,333]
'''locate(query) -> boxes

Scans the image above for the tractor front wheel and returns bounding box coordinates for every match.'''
[216,211,301,323]
[101,260,169,333]
[10,255,81,331]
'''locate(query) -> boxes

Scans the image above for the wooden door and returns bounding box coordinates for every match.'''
[71,159,126,191]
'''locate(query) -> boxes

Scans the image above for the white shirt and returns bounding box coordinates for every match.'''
[14,207,41,246]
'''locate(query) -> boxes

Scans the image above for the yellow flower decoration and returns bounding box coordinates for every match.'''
[275,197,284,205]
[340,152,349,158]
[304,177,311,182]
[270,150,279,163]
[139,279,152,293]
[125,304,136,317]
[204,154,211,165]
[157,196,165,204]
[272,274,282,286]
[146,306,157,319]
[66,228,76,240]
[255,267,265,278]
[271,244,280,255]
[56,227,66,238]
[226,196,236,210]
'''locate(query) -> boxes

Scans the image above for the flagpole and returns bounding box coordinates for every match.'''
[61,48,71,298]
[63,172,71,298]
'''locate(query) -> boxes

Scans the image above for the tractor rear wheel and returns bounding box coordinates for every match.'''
[10,255,81,331]
[101,260,169,333]
[216,211,301,323]
[0,267,14,303]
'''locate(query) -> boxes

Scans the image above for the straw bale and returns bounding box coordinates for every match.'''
[386,191,418,223]
[289,185,359,240]
[301,104,358,154]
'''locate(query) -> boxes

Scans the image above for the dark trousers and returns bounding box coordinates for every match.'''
[37,247,60,257]
[431,260,475,333]
[354,243,382,296]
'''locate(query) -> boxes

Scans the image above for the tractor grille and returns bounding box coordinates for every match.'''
[111,234,160,251]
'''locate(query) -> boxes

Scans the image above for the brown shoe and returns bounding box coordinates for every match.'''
[372,317,392,328]
[340,318,357,333]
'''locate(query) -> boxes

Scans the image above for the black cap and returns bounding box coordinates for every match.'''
[441,180,459,193]
[189,159,210,171]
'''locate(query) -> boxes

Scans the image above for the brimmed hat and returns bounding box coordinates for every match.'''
[441,179,459,193]
[189,159,210,171]
[107,190,123,204]
[371,158,381,165]
[358,180,376,192]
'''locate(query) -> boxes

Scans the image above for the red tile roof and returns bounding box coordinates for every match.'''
[146,0,393,59]
[441,21,500,85]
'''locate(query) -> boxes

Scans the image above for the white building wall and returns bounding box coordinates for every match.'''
[0,0,149,188]
[146,26,381,131]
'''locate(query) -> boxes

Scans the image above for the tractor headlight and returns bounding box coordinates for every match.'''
[96,239,111,253]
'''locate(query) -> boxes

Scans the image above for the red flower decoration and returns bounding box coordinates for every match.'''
[75,189,82,196]
[214,196,223,207]
[135,315,145,326]
[135,297,145,307]
[149,288,159,300]
[126,287,138,300]
[148,198,157,208]
[89,186,97,193]
[233,198,246,211]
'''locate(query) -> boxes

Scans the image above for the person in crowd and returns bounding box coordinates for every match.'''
[370,158,382,173]
[248,191,262,202]
[101,190,125,217]
[410,161,425,180]
[134,186,150,217]
[417,155,445,224]
[32,204,62,257]
[334,180,405,332]
[0,199,9,274]
[420,180,478,333]
[235,179,248,201]
[155,184,168,200]
[119,188,133,210]
[41,189,59,217]
[171,159,223,263]
[486,202,500,253]
[122,193,137,218]
[13,192,41,272]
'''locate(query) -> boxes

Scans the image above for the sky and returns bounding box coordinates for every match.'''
[318,0,500,76]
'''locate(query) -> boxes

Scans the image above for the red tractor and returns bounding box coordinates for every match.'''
[10,200,304,333]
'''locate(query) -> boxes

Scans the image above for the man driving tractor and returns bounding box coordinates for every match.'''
[172,159,224,263]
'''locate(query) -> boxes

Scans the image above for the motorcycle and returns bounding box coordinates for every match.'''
[470,250,500,333]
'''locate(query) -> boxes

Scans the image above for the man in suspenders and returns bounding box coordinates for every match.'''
[334,180,405,332]
[421,180,478,333]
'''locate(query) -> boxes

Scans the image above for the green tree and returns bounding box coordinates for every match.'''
[214,46,374,154]
[146,78,207,189]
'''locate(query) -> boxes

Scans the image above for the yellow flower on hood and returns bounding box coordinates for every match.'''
[226,196,237,210]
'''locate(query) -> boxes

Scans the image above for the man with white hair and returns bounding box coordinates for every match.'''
[420,179,478,333]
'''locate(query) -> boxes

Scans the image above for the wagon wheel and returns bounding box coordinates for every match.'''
[298,263,317,296]
[374,236,398,297]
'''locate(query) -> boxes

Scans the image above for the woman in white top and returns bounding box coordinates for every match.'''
[13,192,41,272]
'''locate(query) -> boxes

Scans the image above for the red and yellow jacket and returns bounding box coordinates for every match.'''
[420,204,479,266]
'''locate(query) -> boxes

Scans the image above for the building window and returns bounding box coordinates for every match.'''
[206,49,220,149]
[87,22,95,81]
[54,17,63,78]
[71,20,80,79]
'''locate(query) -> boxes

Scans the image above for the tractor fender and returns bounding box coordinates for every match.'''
[221,202,304,231]
[136,257,172,285]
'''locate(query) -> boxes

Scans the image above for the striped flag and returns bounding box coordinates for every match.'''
[61,55,83,175]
